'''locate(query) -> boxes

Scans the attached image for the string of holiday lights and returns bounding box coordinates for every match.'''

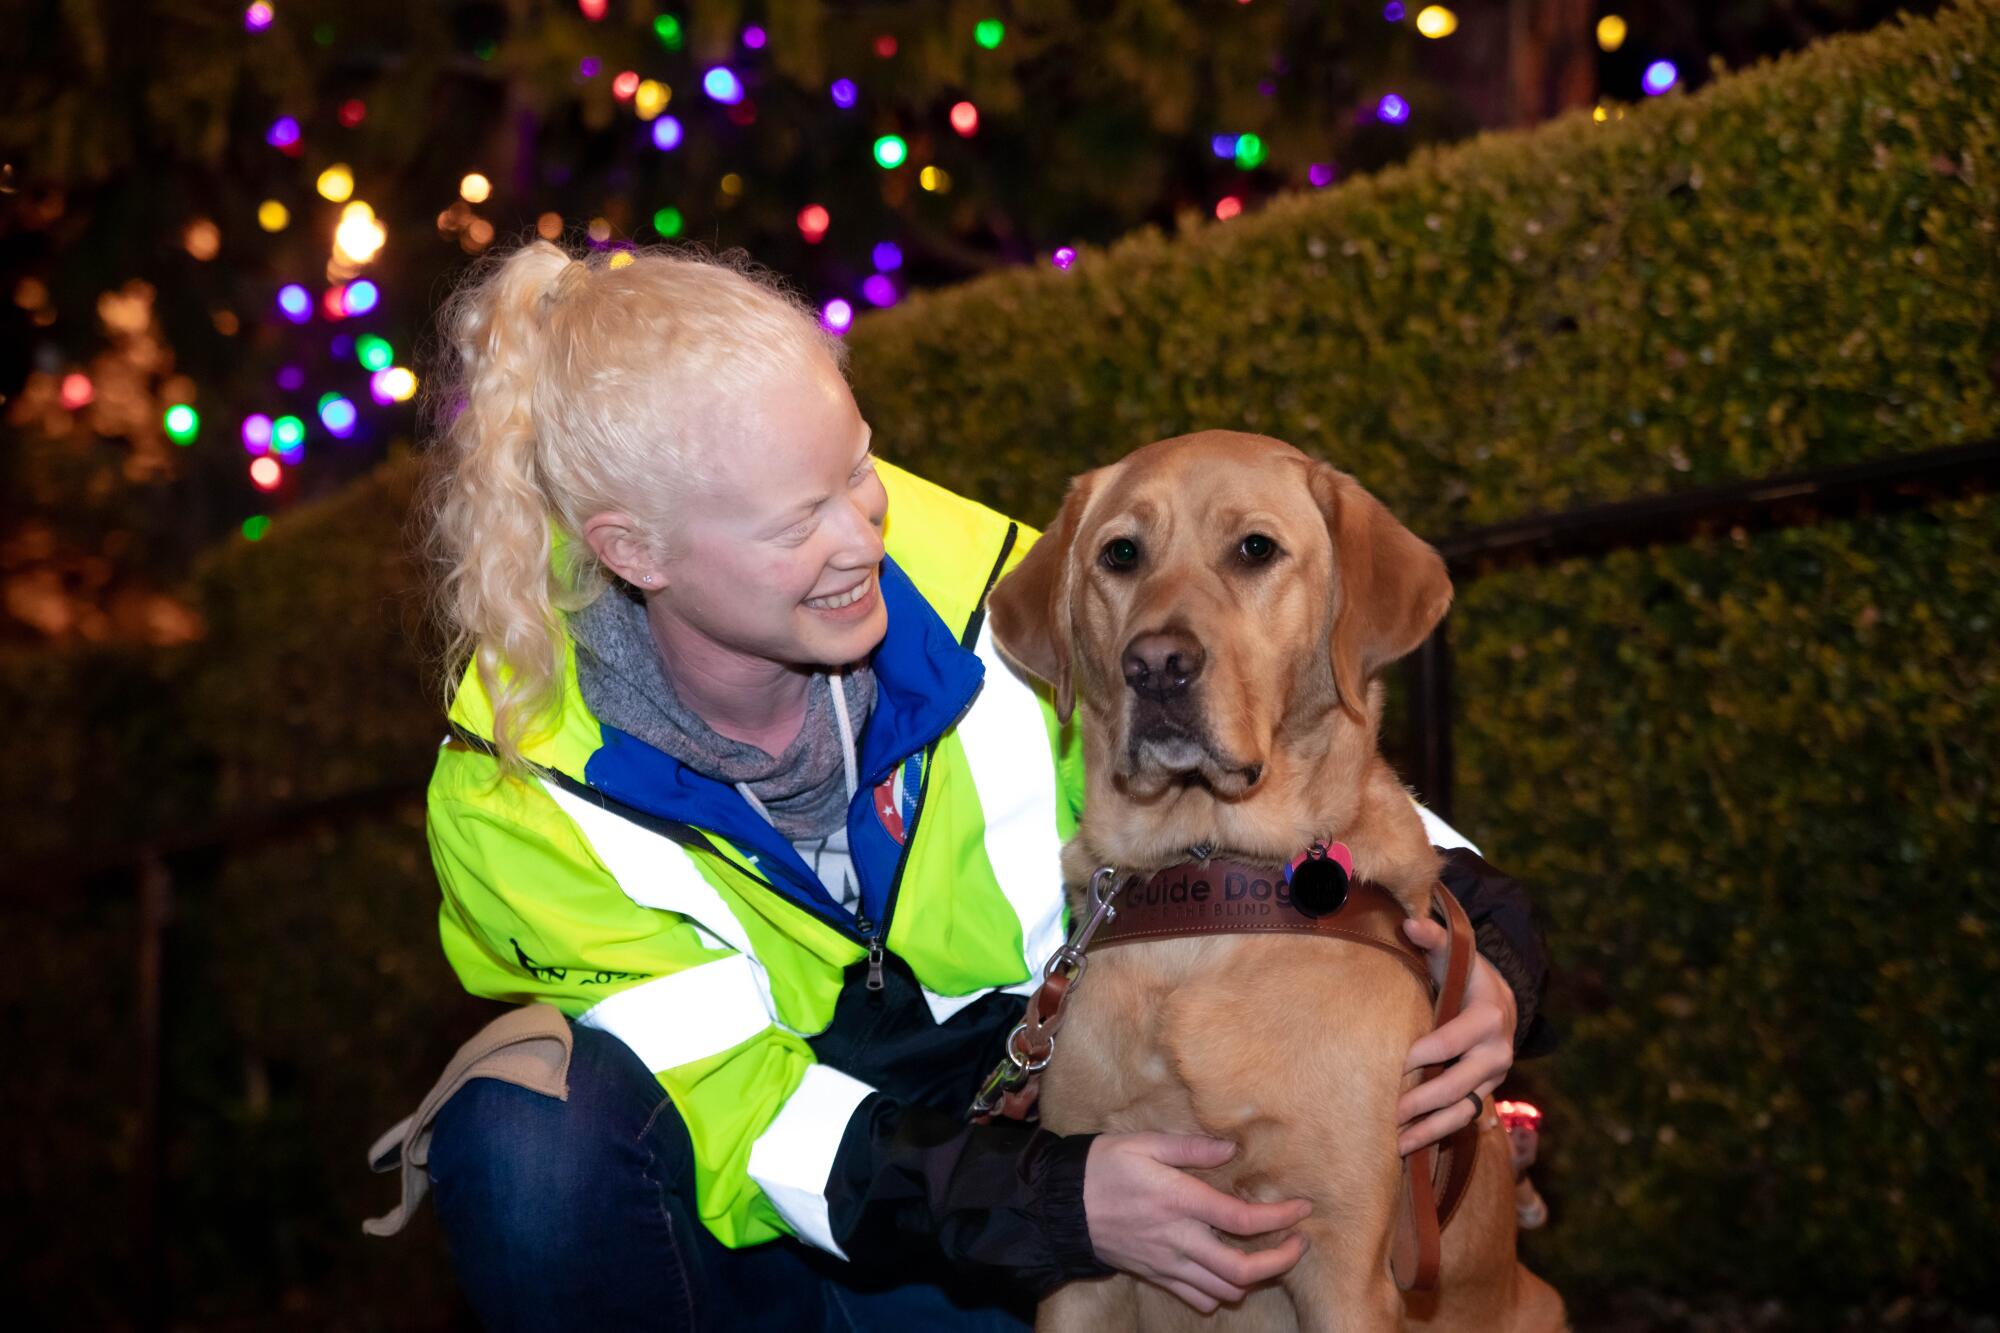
[34,2,1695,553]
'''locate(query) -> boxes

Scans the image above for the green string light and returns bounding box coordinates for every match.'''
[164,404,199,445]
[874,135,909,169]
[356,334,394,371]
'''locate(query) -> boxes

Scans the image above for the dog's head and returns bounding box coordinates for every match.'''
[989,430,1451,806]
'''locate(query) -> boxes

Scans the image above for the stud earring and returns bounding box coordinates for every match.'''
[642,574,657,585]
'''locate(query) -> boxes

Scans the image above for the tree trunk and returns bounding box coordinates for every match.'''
[1434,0,1598,132]
[1508,0,1599,126]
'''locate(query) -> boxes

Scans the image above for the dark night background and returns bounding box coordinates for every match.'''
[4,3,1996,1330]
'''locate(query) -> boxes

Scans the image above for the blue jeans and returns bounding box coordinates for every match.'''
[428,1021,1033,1332]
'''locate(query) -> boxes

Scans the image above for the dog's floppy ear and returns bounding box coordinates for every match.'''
[1308,462,1453,724]
[987,473,1096,724]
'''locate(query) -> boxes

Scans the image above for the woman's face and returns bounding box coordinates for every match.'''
[648,351,889,670]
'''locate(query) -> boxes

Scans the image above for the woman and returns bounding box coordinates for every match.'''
[405,238,1552,1330]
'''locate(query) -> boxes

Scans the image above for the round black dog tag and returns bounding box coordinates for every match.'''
[1289,855,1350,918]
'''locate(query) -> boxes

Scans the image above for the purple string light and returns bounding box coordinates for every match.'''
[241,414,273,455]
[861,275,898,307]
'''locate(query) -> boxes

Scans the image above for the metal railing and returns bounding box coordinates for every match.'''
[1399,437,2000,821]
[42,782,431,1333]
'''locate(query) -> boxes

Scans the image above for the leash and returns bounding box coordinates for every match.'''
[968,850,1481,1293]
[969,866,1123,1123]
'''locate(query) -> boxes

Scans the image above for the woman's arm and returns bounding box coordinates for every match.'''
[1394,809,1558,1154]
[825,1102,1312,1310]
[430,782,850,1251]
[822,1095,1103,1291]
[1437,846,1556,1059]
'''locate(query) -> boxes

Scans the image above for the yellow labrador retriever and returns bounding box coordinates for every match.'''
[987,431,1564,1332]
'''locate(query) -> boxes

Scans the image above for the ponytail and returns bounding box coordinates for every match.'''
[415,238,587,783]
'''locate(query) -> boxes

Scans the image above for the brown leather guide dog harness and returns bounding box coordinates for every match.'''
[970,843,1481,1293]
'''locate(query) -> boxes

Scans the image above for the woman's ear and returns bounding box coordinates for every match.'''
[988,472,1097,724]
[582,510,668,589]
[1307,463,1453,724]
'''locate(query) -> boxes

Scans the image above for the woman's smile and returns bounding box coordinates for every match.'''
[803,570,878,617]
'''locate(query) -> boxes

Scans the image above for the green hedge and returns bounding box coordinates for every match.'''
[9,1,1999,1323]
[0,640,211,868]
[2,454,468,1328]
[1454,493,1999,1299]
[0,448,432,872]
[182,448,438,810]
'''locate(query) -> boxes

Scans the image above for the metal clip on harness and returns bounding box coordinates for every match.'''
[968,867,1122,1120]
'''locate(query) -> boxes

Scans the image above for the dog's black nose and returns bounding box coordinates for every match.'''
[1122,629,1206,700]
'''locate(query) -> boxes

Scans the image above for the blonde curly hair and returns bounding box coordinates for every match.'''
[413,233,846,781]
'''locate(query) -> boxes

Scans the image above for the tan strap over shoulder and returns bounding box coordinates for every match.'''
[363,1003,573,1237]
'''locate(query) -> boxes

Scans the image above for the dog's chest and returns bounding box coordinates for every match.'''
[1037,932,1347,1130]
[1037,940,1216,1132]
[1036,914,1432,1143]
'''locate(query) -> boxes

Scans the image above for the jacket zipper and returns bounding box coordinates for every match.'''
[859,736,943,1000]
[859,924,886,991]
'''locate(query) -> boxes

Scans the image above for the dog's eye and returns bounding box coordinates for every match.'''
[1239,533,1279,564]
[1100,537,1141,570]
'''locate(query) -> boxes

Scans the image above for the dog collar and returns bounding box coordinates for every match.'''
[1178,838,1355,914]
[1085,841,1429,991]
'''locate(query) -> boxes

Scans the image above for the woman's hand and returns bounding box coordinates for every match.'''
[1084,1132,1312,1313]
[1395,918,1518,1156]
